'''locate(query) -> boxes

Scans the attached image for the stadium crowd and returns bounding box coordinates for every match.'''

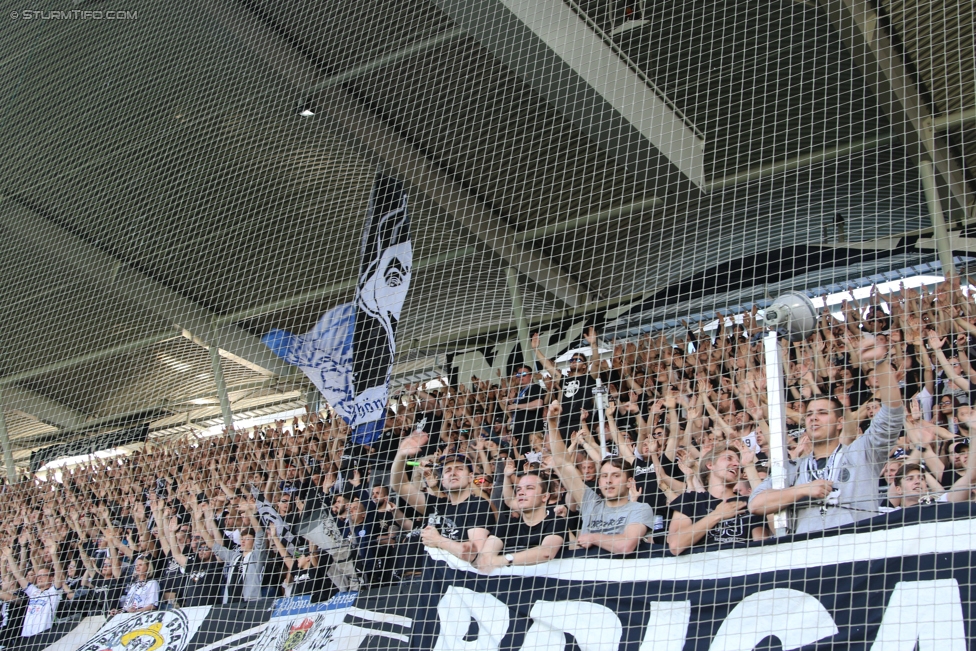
[2,277,976,646]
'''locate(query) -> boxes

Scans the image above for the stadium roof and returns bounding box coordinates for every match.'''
[0,0,973,471]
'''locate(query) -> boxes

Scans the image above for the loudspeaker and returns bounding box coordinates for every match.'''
[763,292,818,341]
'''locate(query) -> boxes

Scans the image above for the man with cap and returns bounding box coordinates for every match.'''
[391,431,494,567]
[940,438,970,489]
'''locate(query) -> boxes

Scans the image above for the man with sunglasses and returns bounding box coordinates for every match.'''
[531,327,602,437]
[391,434,493,571]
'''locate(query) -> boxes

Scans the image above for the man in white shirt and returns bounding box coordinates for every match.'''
[1,540,64,638]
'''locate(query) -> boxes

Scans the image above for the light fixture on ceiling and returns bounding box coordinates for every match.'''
[297,98,317,117]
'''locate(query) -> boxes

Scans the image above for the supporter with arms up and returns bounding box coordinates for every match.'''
[667,445,768,555]
[749,334,904,533]
[197,500,267,604]
[161,502,223,607]
[531,328,601,437]
[476,471,567,573]
[391,432,493,568]
[500,365,546,453]
[267,530,333,603]
[1,538,63,639]
[546,402,656,555]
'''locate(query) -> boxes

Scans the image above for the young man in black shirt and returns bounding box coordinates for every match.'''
[391,433,494,567]
[477,472,567,573]
[668,445,768,555]
[150,500,191,606]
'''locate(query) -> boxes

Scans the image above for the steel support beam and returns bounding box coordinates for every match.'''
[705,133,897,192]
[303,29,468,97]
[0,332,181,386]
[431,0,705,193]
[0,197,291,378]
[817,0,973,224]
[210,1,593,310]
[1,385,87,430]
[513,197,662,243]
[919,159,956,274]
[505,268,534,367]
[0,388,17,483]
[414,290,649,349]
[209,345,236,433]
[926,106,976,133]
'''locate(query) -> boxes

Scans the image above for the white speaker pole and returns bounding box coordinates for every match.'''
[763,330,791,537]
[760,291,817,536]
[593,379,609,458]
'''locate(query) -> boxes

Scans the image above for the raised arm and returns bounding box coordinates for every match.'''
[585,327,602,379]
[196,503,224,559]
[266,527,295,571]
[607,404,636,464]
[700,381,735,438]
[163,518,190,568]
[1,546,28,590]
[150,500,173,557]
[530,333,560,378]
[390,431,431,515]
[545,402,587,512]
[45,538,64,589]
[927,331,969,391]
[501,459,518,510]
[947,412,976,502]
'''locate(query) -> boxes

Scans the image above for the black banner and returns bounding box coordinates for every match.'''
[401,504,976,651]
[25,505,976,651]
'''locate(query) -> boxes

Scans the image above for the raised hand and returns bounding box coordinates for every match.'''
[584,327,597,346]
[397,431,429,458]
[504,458,517,478]
[792,433,813,460]
[546,400,562,420]
[858,333,890,364]
[926,330,947,352]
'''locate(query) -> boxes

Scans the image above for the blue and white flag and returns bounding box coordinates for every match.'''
[263,174,411,445]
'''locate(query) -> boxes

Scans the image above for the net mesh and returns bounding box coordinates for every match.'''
[0,0,974,650]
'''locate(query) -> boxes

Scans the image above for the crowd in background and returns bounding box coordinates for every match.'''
[2,277,976,645]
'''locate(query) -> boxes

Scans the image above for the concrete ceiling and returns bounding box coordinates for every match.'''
[0,0,973,470]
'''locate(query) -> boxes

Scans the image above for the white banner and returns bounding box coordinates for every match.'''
[75,606,211,651]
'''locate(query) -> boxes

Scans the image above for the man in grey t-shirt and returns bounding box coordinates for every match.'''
[546,403,657,554]
[750,335,903,534]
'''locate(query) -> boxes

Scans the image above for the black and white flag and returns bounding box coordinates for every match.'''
[263,174,411,445]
